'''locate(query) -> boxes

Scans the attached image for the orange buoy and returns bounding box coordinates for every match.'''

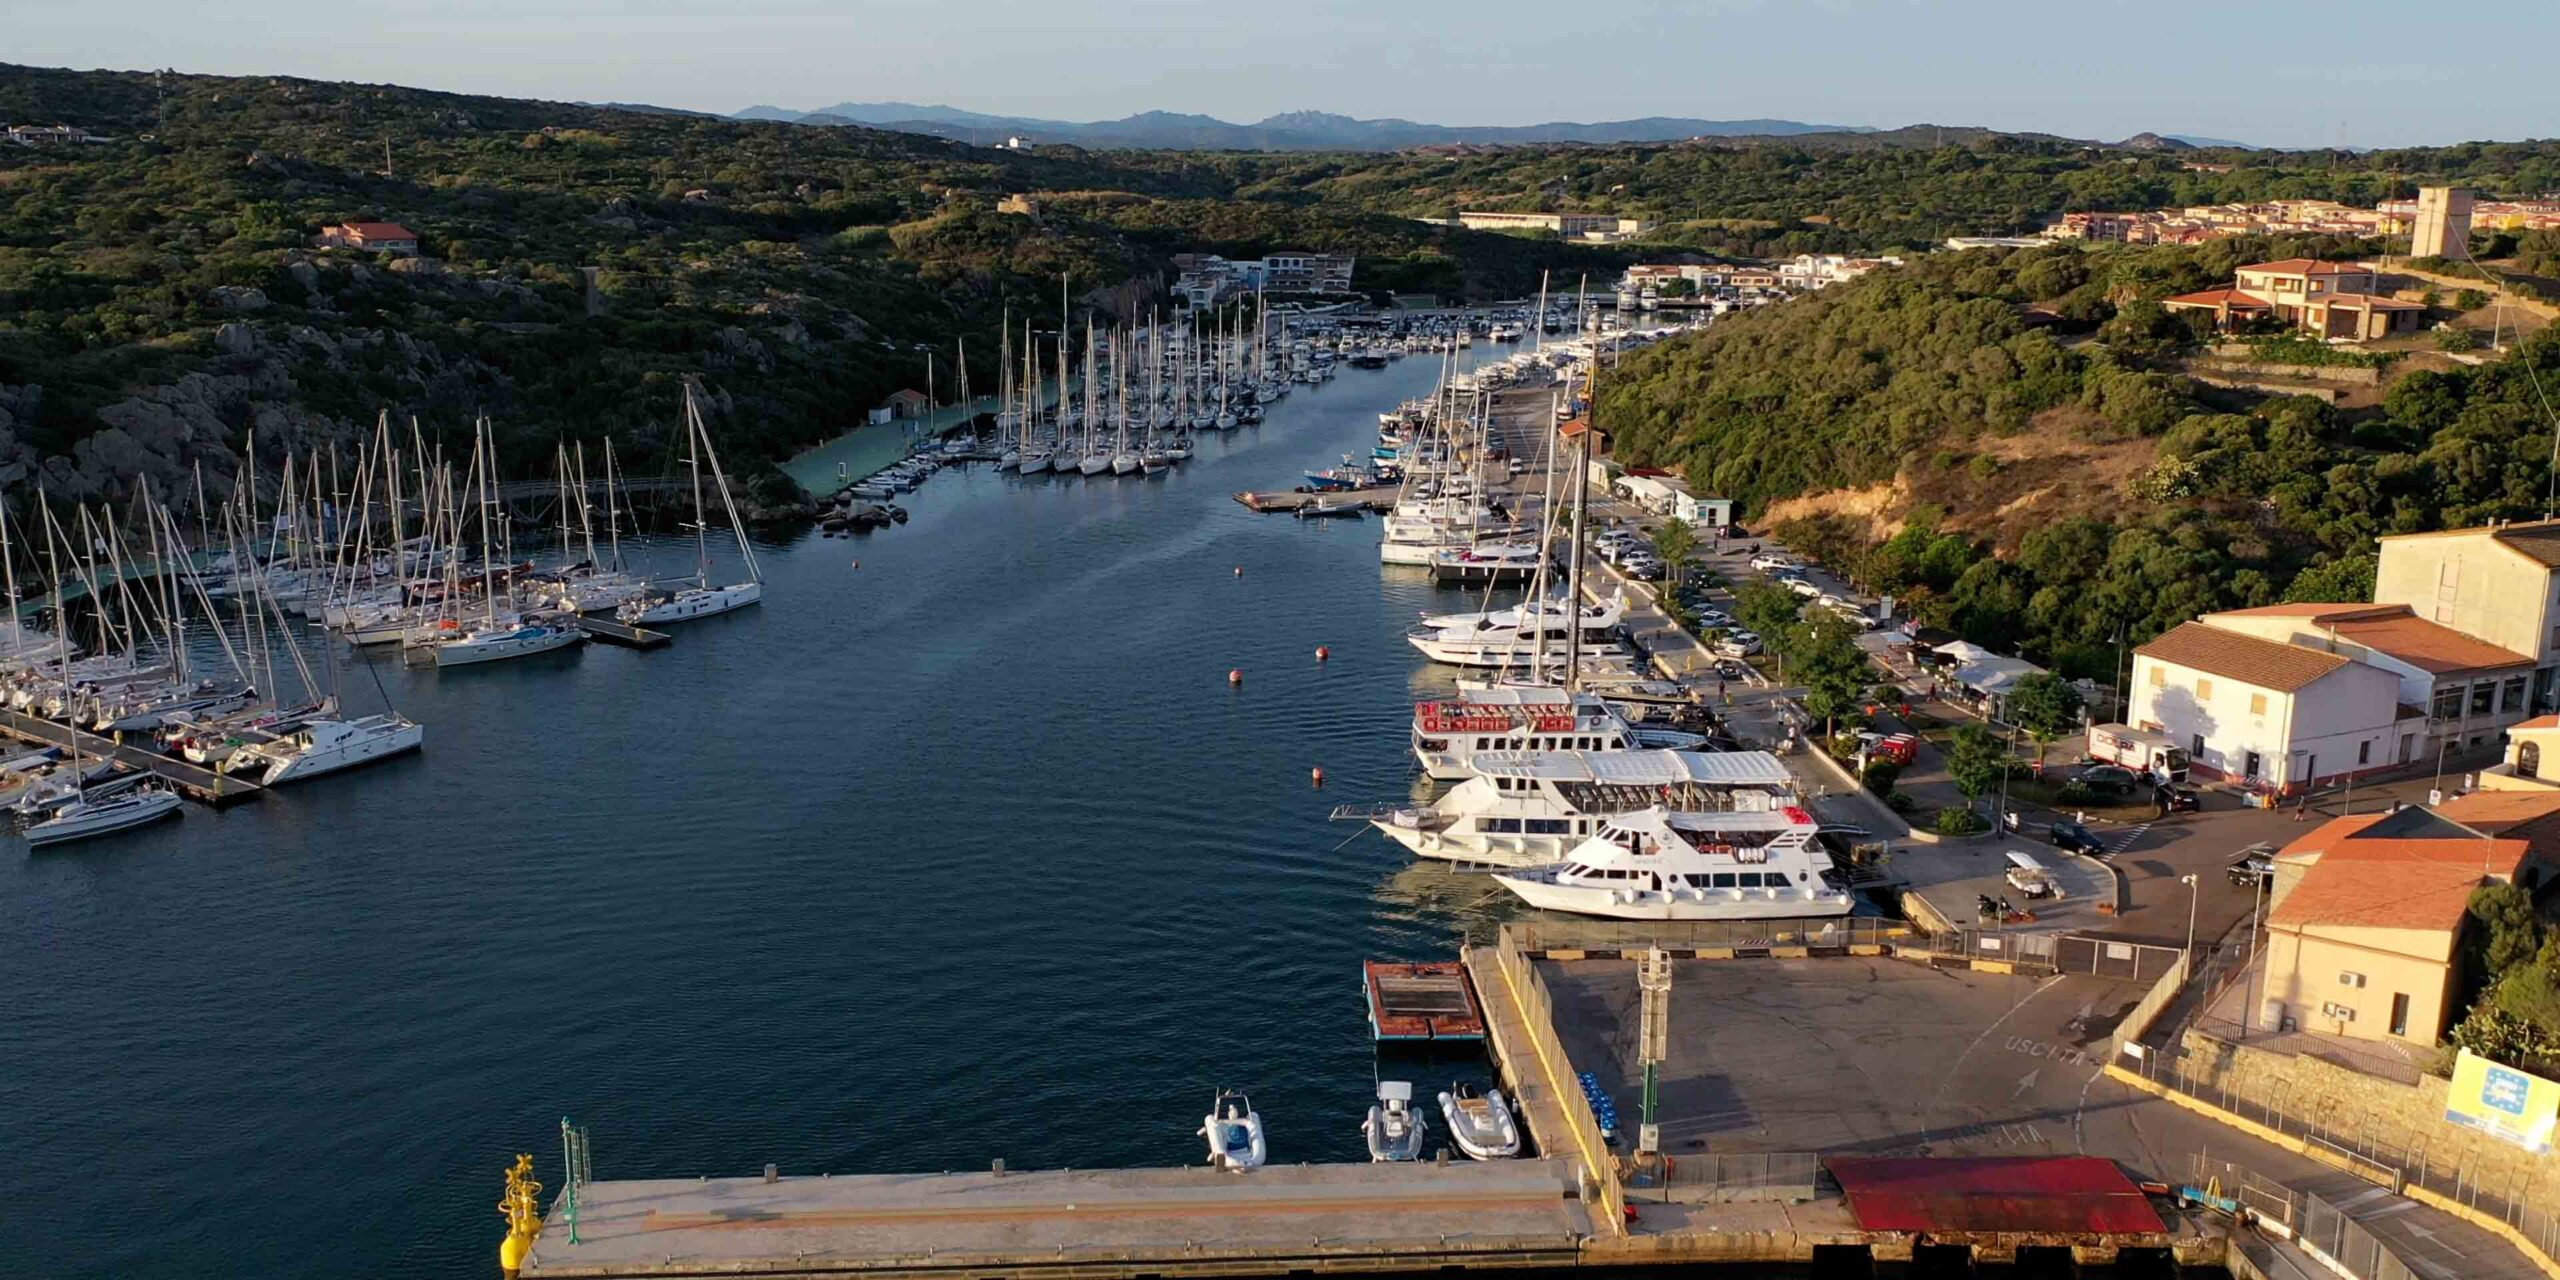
[1311,766,1326,786]
[1228,669,1244,685]
[1315,645,1331,662]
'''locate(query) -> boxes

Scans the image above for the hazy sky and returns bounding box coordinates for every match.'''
[14,0,2554,149]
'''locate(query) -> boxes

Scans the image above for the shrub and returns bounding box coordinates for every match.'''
[2055,780,2096,807]
[1936,807,1988,836]
[2437,327,2480,353]
[1862,760,1903,794]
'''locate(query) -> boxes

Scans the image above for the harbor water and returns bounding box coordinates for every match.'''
[0,351,1522,1280]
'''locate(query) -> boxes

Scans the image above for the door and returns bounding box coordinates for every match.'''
[2243,751,2261,780]
[2389,993,2411,1038]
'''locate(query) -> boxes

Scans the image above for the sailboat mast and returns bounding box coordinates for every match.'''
[684,384,709,586]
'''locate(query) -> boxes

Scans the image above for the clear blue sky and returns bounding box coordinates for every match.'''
[13,0,2553,149]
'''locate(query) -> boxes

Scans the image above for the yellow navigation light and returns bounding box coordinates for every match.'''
[498,1153,543,1278]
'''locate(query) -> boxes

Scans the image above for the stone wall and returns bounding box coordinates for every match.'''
[2178,1028,2559,1208]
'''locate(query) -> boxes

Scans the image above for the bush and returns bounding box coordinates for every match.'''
[2456,288,2489,311]
[1936,807,1988,837]
[1862,760,1903,794]
[2055,780,2096,807]
[2437,327,2480,353]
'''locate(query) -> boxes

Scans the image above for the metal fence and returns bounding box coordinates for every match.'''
[1507,916,1908,955]
[1922,928,2182,981]
[1624,1150,1820,1205]
[2126,1047,2560,1265]
[2300,1193,2422,1280]
[1483,931,1627,1233]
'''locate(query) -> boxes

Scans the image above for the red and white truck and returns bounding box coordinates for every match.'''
[2087,724,2191,782]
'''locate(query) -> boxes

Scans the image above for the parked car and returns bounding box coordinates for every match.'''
[2156,783,2201,814]
[2049,819,2106,856]
[1712,659,1747,680]
[2228,845,2278,888]
[1715,631,1763,658]
[1784,578,1824,599]
[1749,554,1794,573]
[1622,555,1667,581]
[2077,764,2138,796]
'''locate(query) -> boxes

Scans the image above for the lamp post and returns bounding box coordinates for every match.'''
[2179,873,2201,966]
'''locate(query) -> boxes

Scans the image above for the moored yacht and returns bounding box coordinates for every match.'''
[432,619,585,667]
[25,784,183,848]
[240,713,425,785]
[1407,594,1626,668]
[1410,689,1707,780]
[1362,748,1794,867]
[1492,805,1852,920]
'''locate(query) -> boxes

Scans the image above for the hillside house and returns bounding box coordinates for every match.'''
[322,221,421,256]
[2161,258,2422,340]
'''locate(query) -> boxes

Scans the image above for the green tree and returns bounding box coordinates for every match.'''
[2283,554,2377,604]
[2437,326,2480,353]
[1944,723,2010,815]
[2456,288,2489,311]
[1652,516,1697,592]
[2005,672,2084,763]
[1734,580,1802,646]
[1791,612,1874,738]
[2470,883,2545,978]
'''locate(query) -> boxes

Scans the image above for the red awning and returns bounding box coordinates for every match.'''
[1828,1156,2167,1236]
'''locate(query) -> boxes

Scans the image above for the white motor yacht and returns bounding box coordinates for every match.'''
[1492,805,1852,920]
[1364,749,1795,867]
[1410,689,1707,780]
[1437,1084,1521,1160]
[1407,595,1626,668]
[26,785,183,848]
[242,713,425,785]
[1200,1090,1267,1170]
[1364,1082,1427,1162]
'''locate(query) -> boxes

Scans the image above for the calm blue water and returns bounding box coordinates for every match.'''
[0,352,1523,1279]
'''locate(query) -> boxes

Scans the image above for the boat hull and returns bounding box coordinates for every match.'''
[624,582,761,626]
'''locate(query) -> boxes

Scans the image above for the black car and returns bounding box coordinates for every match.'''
[2156,783,2201,814]
[2228,845,2277,888]
[2049,819,2107,856]
[2077,764,2138,796]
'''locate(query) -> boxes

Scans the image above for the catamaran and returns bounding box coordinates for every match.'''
[1359,748,1796,867]
[238,712,425,785]
[1491,805,1852,920]
[619,383,765,626]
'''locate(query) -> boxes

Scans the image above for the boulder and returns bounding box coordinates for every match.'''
[215,322,258,355]
[209,285,270,312]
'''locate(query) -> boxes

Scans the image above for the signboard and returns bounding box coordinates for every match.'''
[2443,1049,2560,1154]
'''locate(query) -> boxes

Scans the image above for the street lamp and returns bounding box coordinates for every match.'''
[2179,873,2201,967]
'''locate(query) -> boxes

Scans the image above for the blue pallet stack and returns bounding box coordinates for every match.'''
[1576,1070,1619,1143]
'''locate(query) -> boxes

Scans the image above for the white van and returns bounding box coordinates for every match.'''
[2003,850,2055,898]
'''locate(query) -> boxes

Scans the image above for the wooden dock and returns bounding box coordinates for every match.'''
[1365,960,1486,1042]
[568,616,672,649]
[0,708,264,807]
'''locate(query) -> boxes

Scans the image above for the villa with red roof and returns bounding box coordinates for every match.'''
[2160,257,2422,340]
[319,220,420,256]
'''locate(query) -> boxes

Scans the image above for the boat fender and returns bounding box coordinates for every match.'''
[1228,669,1243,686]
[1311,766,1325,787]
[1315,646,1330,661]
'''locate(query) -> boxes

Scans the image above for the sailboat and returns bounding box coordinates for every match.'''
[20,509,182,848]
[432,418,585,666]
[619,384,764,626]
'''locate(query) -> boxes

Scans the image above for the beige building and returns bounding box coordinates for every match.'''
[1455,211,1654,242]
[2374,519,2560,724]
[2162,258,2423,340]
[2262,793,2560,1045]
[2409,186,2475,260]
[2479,714,2560,791]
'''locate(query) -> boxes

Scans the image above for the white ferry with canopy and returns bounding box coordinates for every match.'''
[1492,806,1852,920]
[1356,749,1797,867]
[1410,688,1706,780]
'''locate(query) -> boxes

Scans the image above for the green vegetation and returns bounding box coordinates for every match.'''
[1597,239,2560,678]
[1944,723,2009,816]
[2004,672,2084,763]
[2450,886,2560,1076]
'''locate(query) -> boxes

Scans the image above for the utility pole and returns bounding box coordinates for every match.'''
[1636,947,1672,1163]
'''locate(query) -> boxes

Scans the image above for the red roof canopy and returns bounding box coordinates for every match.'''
[1828,1156,2166,1236]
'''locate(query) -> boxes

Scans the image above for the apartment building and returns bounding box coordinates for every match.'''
[2161,258,2422,340]
[2375,519,2560,720]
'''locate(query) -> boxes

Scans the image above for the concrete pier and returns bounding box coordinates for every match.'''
[522,1161,1590,1279]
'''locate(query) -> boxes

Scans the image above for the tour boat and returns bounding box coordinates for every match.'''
[1362,748,1795,867]
[1200,1090,1267,1170]
[1437,1084,1520,1160]
[1364,1082,1427,1163]
[241,713,425,785]
[1409,689,1707,780]
[1491,806,1854,920]
[25,785,183,849]
[1426,541,1546,586]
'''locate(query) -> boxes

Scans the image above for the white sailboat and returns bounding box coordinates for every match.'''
[432,418,585,667]
[620,384,765,627]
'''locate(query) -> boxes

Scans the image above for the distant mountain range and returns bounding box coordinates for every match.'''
[729,103,1874,150]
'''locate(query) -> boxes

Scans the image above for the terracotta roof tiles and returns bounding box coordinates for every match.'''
[2137,622,2350,693]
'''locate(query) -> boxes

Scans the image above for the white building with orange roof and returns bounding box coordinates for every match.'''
[2160,257,2424,340]
[2199,602,2540,767]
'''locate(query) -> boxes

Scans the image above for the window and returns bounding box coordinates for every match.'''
[2504,676,2529,713]
[2192,734,2206,756]
[2435,687,2464,720]
[2389,993,2411,1038]
[2196,678,2215,700]
[2358,740,2371,765]
[1712,873,1736,888]
[2473,681,2497,715]
[2148,665,2165,688]
[1737,873,1764,887]
[2522,741,2543,780]
[2249,693,2268,716]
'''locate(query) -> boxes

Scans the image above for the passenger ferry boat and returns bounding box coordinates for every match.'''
[1492,806,1853,920]
[1361,749,1796,867]
[1410,689,1706,780]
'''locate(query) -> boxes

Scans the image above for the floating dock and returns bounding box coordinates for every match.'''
[0,708,264,807]
[1233,485,1399,514]
[568,616,672,649]
[521,1161,1588,1280]
[1365,960,1486,1042]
